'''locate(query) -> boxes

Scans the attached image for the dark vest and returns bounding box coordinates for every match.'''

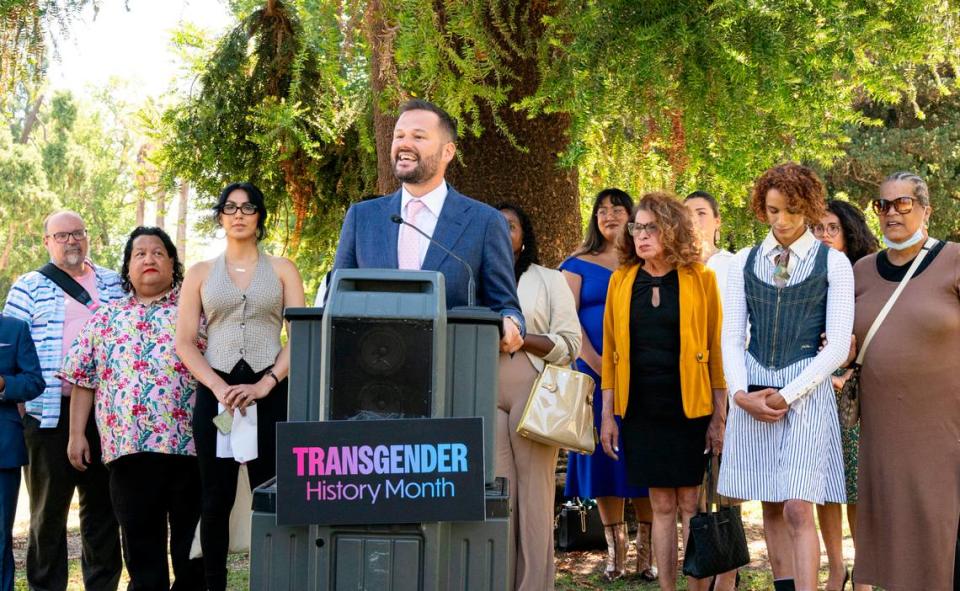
[745,241,829,370]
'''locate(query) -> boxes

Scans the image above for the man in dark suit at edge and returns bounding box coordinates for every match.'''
[0,314,44,591]
[333,99,525,353]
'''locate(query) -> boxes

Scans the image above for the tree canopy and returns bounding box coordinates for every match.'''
[157,0,960,277]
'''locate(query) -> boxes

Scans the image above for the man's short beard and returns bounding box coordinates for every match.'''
[393,149,441,184]
[62,251,84,267]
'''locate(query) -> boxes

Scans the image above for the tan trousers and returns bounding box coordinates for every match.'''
[496,352,560,591]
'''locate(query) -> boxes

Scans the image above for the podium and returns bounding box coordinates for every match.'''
[248,269,513,590]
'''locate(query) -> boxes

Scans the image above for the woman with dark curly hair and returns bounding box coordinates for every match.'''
[717,164,855,591]
[812,200,877,591]
[62,226,205,589]
[495,203,580,590]
[599,192,726,591]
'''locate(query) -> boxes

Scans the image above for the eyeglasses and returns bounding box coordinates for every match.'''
[220,202,259,215]
[811,223,842,238]
[46,229,88,243]
[627,222,660,237]
[871,196,919,216]
[596,206,629,219]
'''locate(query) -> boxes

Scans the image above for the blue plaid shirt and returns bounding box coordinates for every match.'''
[3,262,124,427]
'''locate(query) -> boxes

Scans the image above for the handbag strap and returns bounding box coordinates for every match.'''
[37,262,97,311]
[854,238,935,366]
[698,455,724,512]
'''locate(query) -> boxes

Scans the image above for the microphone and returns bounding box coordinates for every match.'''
[390,213,477,307]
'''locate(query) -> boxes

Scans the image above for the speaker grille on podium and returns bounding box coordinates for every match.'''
[329,318,433,420]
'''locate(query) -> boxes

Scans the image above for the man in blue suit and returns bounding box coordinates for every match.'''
[0,314,44,591]
[333,99,525,352]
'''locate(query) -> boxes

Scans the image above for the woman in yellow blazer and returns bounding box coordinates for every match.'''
[599,192,727,591]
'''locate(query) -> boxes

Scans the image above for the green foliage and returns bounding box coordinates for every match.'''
[823,70,960,242]
[0,0,97,114]
[157,0,960,269]
[160,0,376,287]
[0,89,137,295]
[539,0,960,250]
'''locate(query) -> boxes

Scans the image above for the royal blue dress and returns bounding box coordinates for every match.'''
[561,257,647,499]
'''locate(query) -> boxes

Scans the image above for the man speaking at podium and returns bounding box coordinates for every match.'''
[333,99,525,354]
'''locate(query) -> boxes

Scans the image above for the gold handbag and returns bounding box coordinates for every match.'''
[516,364,596,454]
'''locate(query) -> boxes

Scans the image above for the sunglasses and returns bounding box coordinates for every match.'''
[871,196,920,216]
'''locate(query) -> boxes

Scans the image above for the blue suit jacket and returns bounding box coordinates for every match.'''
[333,186,523,327]
[0,315,44,469]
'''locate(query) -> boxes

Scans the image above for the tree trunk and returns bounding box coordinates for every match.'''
[136,194,145,226]
[177,180,189,259]
[365,1,580,266]
[0,223,16,270]
[364,0,401,195]
[18,93,43,144]
[155,190,166,230]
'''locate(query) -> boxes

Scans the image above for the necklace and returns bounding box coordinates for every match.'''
[227,255,258,274]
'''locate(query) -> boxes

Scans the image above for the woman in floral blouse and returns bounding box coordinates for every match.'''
[62,227,204,591]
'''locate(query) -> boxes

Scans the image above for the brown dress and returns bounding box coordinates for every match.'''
[852,241,960,591]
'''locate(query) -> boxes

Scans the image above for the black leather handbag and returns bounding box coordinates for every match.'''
[682,456,750,578]
[555,498,606,551]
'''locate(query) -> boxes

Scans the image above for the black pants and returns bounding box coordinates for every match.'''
[0,468,19,591]
[22,396,122,591]
[107,453,203,591]
[193,360,287,591]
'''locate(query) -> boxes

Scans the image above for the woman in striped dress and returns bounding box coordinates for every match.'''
[717,163,854,591]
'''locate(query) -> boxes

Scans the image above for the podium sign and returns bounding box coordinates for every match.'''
[276,418,486,526]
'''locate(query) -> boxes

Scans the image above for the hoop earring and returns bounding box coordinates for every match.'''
[214,227,226,240]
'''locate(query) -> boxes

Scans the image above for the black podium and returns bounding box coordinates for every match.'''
[248,269,513,590]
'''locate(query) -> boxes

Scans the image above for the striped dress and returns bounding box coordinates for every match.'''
[718,231,853,503]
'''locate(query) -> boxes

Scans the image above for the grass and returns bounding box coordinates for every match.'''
[13,496,861,590]
[13,552,250,591]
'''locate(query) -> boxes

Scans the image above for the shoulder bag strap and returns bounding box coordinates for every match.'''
[854,238,936,365]
[36,262,95,310]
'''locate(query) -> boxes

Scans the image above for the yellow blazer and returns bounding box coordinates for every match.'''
[601,262,726,418]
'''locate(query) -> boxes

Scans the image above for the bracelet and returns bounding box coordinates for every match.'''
[266,370,280,386]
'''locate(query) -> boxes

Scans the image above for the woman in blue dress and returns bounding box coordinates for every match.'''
[561,188,654,582]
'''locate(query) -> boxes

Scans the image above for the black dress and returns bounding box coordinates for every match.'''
[621,268,710,488]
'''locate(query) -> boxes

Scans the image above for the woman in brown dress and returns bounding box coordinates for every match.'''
[852,171,960,591]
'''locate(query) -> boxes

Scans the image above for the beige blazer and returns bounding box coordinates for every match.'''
[517,263,582,373]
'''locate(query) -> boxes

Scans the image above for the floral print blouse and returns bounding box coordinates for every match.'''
[59,289,202,463]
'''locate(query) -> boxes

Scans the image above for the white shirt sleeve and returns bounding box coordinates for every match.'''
[779,249,855,404]
[721,248,751,400]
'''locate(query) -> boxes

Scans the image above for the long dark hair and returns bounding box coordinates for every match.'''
[572,188,634,257]
[826,200,879,264]
[214,182,268,241]
[496,202,539,282]
[120,226,183,293]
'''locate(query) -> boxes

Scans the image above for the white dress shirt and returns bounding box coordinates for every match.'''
[399,181,448,268]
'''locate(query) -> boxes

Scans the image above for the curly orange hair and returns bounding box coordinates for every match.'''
[618,191,702,268]
[751,162,827,224]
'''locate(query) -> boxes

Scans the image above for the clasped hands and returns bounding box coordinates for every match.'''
[213,380,272,415]
[734,388,788,423]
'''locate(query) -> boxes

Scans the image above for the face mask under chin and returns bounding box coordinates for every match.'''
[883,227,925,251]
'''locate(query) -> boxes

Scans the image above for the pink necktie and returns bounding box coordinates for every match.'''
[398,199,426,270]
